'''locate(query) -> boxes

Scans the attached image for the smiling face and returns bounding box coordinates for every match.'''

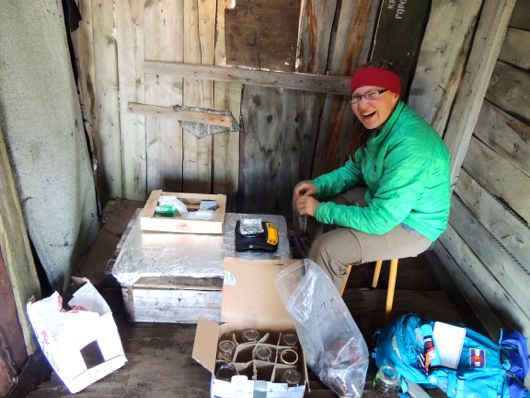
[351,85,399,130]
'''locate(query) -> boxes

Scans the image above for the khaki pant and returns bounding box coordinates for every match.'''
[292,185,432,290]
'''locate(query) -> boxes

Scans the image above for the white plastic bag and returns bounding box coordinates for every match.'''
[274,259,369,397]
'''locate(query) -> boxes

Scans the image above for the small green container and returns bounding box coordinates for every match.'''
[154,205,175,217]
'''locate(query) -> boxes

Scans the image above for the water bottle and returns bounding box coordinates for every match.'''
[373,365,400,397]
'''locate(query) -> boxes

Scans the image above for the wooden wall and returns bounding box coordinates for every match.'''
[433,0,530,340]
[74,0,446,220]
[73,0,378,210]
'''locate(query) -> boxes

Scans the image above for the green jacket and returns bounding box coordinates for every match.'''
[313,101,450,241]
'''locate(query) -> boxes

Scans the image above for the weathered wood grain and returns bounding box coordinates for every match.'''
[455,170,529,269]
[0,248,25,394]
[443,0,516,185]
[129,102,235,127]
[182,0,216,193]
[224,0,301,72]
[275,0,338,218]
[450,196,530,312]
[463,136,530,222]
[123,287,221,323]
[92,0,122,200]
[474,100,530,176]
[432,242,504,339]
[439,225,530,336]
[297,0,338,73]
[486,61,530,121]
[144,61,351,95]
[509,0,530,30]
[499,28,530,70]
[115,0,147,200]
[71,0,100,194]
[0,127,40,354]
[312,0,379,176]
[408,0,481,135]
[213,0,242,195]
[143,0,184,194]
[240,85,284,214]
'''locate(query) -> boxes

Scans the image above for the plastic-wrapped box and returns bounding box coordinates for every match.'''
[111,213,291,323]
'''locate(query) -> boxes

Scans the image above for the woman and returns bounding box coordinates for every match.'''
[293,63,451,289]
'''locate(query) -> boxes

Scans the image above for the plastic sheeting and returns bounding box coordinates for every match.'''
[112,213,291,286]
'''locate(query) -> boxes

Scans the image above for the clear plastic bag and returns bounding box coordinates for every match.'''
[274,259,369,397]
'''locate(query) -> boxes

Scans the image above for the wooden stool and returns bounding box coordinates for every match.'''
[340,259,400,319]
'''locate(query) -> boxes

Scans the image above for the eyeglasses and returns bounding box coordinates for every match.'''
[350,89,388,104]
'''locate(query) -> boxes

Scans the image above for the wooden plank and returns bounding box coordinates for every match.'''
[128,102,234,127]
[92,0,123,199]
[474,100,530,176]
[499,28,530,70]
[456,170,530,270]
[297,0,338,73]
[212,81,241,194]
[182,0,216,193]
[371,0,431,98]
[274,0,338,218]
[486,61,530,121]
[277,89,326,219]
[0,248,26,395]
[143,0,184,194]
[213,0,241,195]
[224,0,301,72]
[463,136,530,222]
[312,0,379,176]
[432,242,504,339]
[115,0,146,200]
[0,127,40,354]
[71,0,99,192]
[438,226,530,336]
[408,0,481,134]
[240,85,284,214]
[144,61,351,95]
[443,0,516,185]
[509,0,530,30]
[450,196,530,312]
[123,287,221,323]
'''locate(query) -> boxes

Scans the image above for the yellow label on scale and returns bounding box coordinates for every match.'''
[265,222,279,245]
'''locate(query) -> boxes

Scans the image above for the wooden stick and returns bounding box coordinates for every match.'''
[128,102,235,127]
[144,61,351,95]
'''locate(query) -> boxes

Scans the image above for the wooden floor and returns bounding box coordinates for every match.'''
[26,200,473,398]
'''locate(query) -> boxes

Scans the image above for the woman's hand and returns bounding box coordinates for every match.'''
[293,181,317,201]
[295,195,320,217]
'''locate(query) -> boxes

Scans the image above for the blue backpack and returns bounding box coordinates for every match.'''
[373,313,530,397]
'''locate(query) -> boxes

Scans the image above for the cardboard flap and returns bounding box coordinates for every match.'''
[221,257,299,328]
[69,278,110,315]
[192,317,220,373]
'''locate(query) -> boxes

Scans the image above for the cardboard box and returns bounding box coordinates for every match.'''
[26,278,127,394]
[140,190,227,234]
[192,257,308,397]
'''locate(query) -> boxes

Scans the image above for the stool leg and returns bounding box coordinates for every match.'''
[385,259,399,320]
[340,265,353,296]
[372,260,383,288]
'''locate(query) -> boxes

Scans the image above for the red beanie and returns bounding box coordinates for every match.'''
[350,67,401,97]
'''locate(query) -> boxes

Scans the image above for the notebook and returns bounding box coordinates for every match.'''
[432,321,467,369]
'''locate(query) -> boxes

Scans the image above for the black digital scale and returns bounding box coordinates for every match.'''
[235,220,279,252]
